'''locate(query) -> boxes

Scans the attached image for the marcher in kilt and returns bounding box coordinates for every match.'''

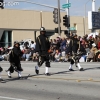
[7,41,23,78]
[35,27,51,76]
[68,34,84,71]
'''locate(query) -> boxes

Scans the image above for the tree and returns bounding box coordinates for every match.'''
[98,7,100,12]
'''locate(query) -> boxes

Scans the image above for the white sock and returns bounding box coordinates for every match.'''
[7,71,11,76]
[45,67,49,74]
[77,63,81,69]
[35,66,39,70]
[69,64,73,69]
[18,71,21,77]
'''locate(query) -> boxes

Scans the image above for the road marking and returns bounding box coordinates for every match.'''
[32,76,100,83]
[1,75,100,83]
[0,96,26,100]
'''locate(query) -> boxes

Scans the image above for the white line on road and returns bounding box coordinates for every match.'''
[0,96,26,100]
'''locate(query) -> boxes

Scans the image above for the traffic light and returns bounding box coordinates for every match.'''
[53,8,58,24]
[64,30,70,36]
[0,0,4,9]
[63,15,69,27]
[55,27,58,33]
[54,27,61,33]
[64,30,68,35]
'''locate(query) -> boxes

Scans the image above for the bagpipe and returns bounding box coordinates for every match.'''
[73,52,85,60]
[67,51,85,61]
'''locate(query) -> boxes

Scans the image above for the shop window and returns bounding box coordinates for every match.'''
[0,31,12,47]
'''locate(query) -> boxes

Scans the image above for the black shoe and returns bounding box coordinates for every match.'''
[8,76,12,78]
[0,78,3,81]
[79,68,84,71]
[18,76,22,79]
[35,66,39,75]
[45,73,51,76]
[69,69,74,71]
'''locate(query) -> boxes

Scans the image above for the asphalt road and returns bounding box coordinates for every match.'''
[0,61,100,100]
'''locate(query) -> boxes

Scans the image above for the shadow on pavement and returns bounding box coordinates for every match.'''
[84,67,100,71]
[50,70,77,75]
[2,70,78,83]
[2,74,34,83]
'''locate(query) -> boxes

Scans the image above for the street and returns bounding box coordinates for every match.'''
[0,61,100,100]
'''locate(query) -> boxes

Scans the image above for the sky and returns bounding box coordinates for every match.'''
[3,0,100,16]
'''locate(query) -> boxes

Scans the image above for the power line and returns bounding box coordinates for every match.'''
[8,0,65,11]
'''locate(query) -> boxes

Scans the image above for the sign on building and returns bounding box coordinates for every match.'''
[88,11,100,29]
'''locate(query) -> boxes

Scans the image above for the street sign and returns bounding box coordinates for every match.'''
[70,27,76,30]
[62,3,71,9]
[92,12,100,29]
[88,11,100,29]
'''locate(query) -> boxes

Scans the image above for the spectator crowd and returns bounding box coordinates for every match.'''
[0,33,100,62]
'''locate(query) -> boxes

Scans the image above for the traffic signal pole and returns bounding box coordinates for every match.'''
[66,0,70,35]
[58,0,61,36]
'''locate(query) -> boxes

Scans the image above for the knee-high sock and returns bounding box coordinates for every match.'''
[18,71,21,77]
[7,71,11,76]
[45,67,49,74]
[69,64,73,69]
[35,65,39,70]
[77,63,81,69]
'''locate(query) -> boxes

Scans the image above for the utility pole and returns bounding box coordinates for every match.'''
[92,0,95,33]
[58,0,61,36]
[66,0,70,35]
[40,11,42,27]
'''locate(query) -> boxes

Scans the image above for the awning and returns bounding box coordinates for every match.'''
[0,30,4,40]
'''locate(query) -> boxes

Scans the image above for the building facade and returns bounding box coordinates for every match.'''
[0,9,91,47]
